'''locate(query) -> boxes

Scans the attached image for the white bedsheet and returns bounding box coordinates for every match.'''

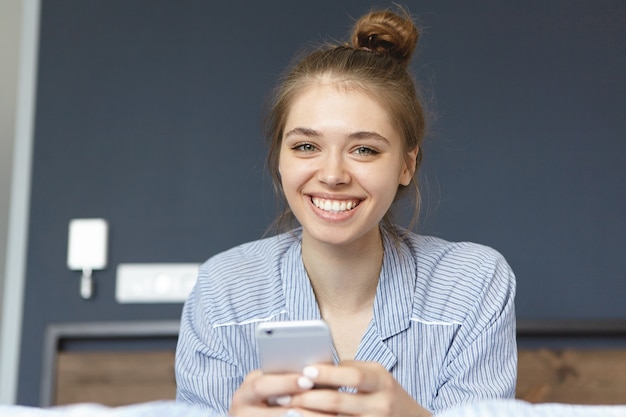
[1,399,625,417]
[438,399,626,417]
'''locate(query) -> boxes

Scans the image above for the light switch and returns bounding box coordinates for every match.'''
[116,263,198,303]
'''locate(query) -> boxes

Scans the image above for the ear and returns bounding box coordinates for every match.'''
[399,147,419,186]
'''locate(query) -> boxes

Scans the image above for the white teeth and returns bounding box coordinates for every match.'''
[312,198,359,213]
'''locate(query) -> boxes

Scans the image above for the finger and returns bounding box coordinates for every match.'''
[290,388,368,415]
[294,364,430,417]
[302,361,390,393]
[236,370,310,404]
[231,372,314,417]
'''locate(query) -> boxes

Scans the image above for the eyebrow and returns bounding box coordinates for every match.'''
[283,127,320,138]
[348,131,390,144]
[284,127,390,144]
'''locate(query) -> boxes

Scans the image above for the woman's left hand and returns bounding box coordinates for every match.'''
[286,361,432,417]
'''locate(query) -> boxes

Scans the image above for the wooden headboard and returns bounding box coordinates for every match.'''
[45,320,626,406]
[517,349,626,404]
[55,350,176,406]
[52,348,626,406]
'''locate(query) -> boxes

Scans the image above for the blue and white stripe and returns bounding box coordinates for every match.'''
[175,227,517,414]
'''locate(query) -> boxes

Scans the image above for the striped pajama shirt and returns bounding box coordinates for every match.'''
[175,226,517,414]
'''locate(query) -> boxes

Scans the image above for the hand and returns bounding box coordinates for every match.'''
[286,361,432,417]
[229,369,315,417]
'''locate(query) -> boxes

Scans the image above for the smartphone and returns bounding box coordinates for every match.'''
[256,320,334,373]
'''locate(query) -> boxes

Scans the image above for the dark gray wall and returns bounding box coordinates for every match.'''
[18,0,626,405]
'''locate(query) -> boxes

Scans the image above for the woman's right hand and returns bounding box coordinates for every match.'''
[229,369,314,417]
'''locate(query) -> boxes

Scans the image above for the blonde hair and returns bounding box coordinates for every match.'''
[265,7,425,235]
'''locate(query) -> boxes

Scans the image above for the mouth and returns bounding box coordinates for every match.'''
[311,197,361,213]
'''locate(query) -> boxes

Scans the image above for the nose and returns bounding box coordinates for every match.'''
[316,153,350,186]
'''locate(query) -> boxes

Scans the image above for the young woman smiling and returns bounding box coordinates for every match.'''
[175,7,516,417]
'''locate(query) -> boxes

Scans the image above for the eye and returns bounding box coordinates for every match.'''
[293,142,318,153]
[353,146,379,157]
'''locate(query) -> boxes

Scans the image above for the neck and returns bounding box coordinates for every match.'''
[301,228,384,314]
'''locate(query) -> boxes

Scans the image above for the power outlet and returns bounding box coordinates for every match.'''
[115,263,199,303]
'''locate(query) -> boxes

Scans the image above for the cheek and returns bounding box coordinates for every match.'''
[278,157,303,192]
[354,175,393,207]
[277,150,294,186]
[278,156,290,183]
[355,165,402,193]
[364,171,404,209]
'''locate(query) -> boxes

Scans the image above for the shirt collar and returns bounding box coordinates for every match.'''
[373,227,416,340]
[280,227,416,337]
[282,232,323,321]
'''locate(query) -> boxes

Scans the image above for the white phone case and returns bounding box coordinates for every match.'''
[256,320,334,373]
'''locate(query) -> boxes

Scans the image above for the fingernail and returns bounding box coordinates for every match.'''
[283,410,302,417]
[274,395,291,406]
[302,366,319,379]
[297,375,314,389]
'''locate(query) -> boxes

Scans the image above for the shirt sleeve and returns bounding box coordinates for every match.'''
[174,275,243,414]
[431,249,517,412]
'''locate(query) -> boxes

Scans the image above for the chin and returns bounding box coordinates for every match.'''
[305,227,373,248]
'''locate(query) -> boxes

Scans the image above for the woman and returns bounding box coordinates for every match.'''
[175,7,516,417]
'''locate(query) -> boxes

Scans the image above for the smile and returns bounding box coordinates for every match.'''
[311,197,361,213]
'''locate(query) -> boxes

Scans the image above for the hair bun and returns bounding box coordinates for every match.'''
[351,9,419,66]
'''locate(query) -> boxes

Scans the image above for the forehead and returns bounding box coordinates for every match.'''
[284,82,398,138]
